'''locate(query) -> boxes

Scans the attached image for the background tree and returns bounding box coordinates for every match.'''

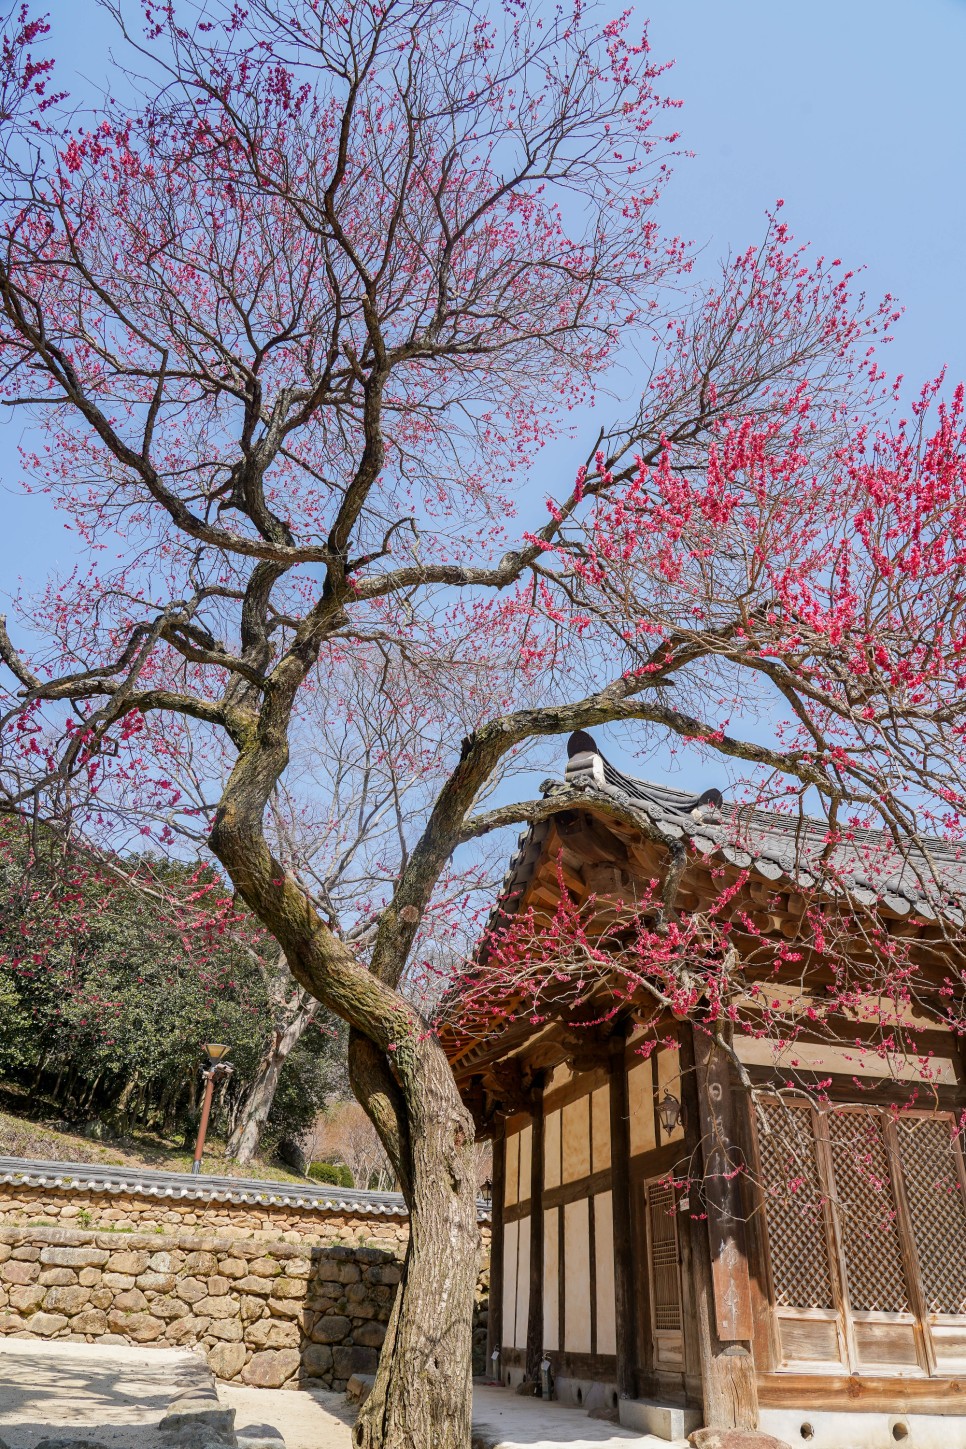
[305,1099,396,1192]
[2,3,966,1446]
[0,818,345,1151]
[223,651,510,1163]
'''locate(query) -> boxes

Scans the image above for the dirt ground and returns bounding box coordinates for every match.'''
[0,1339,672,1449]
[0,1338,215,1449]
[0,1339,356,1449]
[220,1384,354,1449]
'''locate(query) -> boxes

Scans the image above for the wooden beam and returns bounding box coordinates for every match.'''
[525,1076,546,1384]
[609,1035,637,1401]
[679,1027,759,1432]
[487,1122,506,1378]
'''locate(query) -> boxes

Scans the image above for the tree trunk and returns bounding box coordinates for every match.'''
[351,1032,478,1449]
[111,1073,139,1131]
[226,996,317,1164]
[210,763,480,1449]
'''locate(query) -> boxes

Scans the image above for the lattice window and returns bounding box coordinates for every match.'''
[647,1181,682,1331]
[826,1110,909,1313]
[896,1115,966,1316]
[757,1098,835,1310]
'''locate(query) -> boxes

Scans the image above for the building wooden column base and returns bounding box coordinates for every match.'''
[681,1026,760,1431]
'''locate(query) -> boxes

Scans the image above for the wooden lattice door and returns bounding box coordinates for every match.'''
[756,1097,847,1369]
[756,1099,966,1376]
[646,1178,684,1377]
[824,1108,921,1371]
[895,1112,966,1368]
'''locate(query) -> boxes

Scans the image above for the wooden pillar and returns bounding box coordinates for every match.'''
[525,1077,545,1384]
[609,1037,636,1401]
[487,1122,506,1380]
[679,1026,759,1431]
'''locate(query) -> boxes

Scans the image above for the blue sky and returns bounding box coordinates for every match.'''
[5,0,964,581]
[2,0,965,792]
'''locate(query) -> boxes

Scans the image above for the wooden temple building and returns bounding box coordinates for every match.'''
[444,734,966,1448]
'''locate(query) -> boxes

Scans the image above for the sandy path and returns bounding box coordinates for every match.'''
[219,1384,354,1449]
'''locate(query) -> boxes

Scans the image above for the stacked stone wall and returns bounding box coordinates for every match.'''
[0,1182,409,1245]
[0,1223,490,1391]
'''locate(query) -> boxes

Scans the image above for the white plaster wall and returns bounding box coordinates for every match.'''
[657,1048,685,1144]
[514,1214,531,1349]
[758,1410,966,1449]
[592,1086,610,1173]
[505,1130,520,1207]
[503,1217,518,1349]
[562,1093,591,1182]
[594,1190,617,1355]
[628,1056,655,1155]
[518,1123,533,1202]
[548,1062,573,1090]
[544,1108,561,1190]
[564,1197,592,1353]
[543,1207,559,1351]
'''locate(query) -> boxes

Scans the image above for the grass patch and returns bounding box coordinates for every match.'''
[0,1104,305,1185]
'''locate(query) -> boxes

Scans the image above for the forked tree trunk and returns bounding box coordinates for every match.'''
[210,782,479,1449]
[226,998,316,1164]
[352,1034,478,1449]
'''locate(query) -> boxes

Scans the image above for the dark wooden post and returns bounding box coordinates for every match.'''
[525,1076,546,1384]
[680,1026,759,1431]
[609,1037,636,1401]
[487,1122,506,1381]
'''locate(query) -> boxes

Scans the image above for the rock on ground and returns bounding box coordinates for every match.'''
[688,1433,792,1449]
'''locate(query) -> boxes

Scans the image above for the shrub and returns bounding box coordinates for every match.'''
[308,1160,354,1188]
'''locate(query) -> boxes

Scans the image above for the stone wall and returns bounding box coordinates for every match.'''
[0,1223,490,1391]
[0,1182,411,1247]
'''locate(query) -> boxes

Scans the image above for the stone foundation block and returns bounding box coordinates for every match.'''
[241,1348,300,1388]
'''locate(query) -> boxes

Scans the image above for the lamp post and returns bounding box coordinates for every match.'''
[191,1043,233,1176]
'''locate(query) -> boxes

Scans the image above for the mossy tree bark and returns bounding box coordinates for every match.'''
[209,737,480,1449]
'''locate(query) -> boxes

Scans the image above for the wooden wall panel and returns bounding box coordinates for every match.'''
[505,1131,520,1208]
[545,1109,561,1191]
[503,1218,519,1351]
[853,1320,920,1370]
[592,1087,611,1174]
[594,1190,617,1356]
[544,1208,560,1351]
[735,1033,960,1085]
[628,1057,656,1156]
[931,1326,966,1366]
[562,1094,591,1183]
[514,1216,531,1349]
[564,1197,592,1353]
[777,1314,841,1366]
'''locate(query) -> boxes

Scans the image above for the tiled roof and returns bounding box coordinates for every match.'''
[493,736,966,927]
[0,1154,413,1215]
[0,1155,493,1221]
